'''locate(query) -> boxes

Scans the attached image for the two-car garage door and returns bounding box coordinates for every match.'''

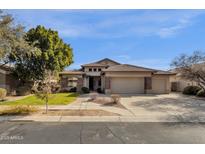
[110,77,144,94]
[110,77,167,94]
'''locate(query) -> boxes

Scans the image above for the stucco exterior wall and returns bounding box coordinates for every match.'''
[101,76,105,91]
[84,71,101,76]
[84,66,105,73]
[83,76,89,88]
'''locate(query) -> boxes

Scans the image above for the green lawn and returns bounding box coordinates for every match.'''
[2,93,79,105]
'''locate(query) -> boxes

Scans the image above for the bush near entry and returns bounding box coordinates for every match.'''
[97,88,102,93]
[81,87,90,94]
[196,89,205,97]
[183,86,201,95]
[69,87,77,92]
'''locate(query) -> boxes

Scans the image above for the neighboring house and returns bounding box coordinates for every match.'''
[170,74,198,92]
[0,65,17,95]
[59,58,176,94]
[170,63,205,92]
[169,64,203,92]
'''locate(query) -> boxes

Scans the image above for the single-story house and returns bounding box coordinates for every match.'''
[59,58,176,94]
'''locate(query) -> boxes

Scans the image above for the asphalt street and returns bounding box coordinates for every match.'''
[0,122,205,143]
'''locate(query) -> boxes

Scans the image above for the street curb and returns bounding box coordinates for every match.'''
[0,115,204,123]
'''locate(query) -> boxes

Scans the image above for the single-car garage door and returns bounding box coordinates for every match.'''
[111,77,144,94]
[152,78,167,94]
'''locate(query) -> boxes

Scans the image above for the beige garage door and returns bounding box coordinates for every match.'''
[152,78,166,94]
[111,77,144,94]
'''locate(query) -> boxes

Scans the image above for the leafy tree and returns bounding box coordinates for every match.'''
[0,10,35,66]
[0,11,73,86]
[13,25,73,85]
[25,25,73,72]
[171,51,205,90]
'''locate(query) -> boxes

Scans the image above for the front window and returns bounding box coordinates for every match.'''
[98,68,101,72]
[89,68,92,72]
[93,68,97,72]
[67,77,78,87]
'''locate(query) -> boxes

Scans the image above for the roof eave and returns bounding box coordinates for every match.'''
[153,72,177,75]
[102,70,157,72]
[59,72,84,75]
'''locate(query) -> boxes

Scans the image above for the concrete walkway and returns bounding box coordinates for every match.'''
[4,95,31,102]
[40,93,134,117]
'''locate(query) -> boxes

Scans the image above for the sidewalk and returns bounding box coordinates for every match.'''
[1,113,205,122]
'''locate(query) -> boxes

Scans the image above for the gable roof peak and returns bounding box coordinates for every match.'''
[81,58,120,67]
[95,58,120,65]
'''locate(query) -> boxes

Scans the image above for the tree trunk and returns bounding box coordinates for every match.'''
[45,98,48,114]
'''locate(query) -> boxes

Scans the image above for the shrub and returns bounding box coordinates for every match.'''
[111,94,120,104]
[196,89,205,97]
[183,86,201,95]
[0,88,7,101]
[0,105,38,116]
[69,87,77,92]
[97,88,102,93]
[16,86,31,96]
[81,87,90,94]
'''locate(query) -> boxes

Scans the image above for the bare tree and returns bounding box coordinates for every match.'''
[171,51,205,90]
[32,70,58,114]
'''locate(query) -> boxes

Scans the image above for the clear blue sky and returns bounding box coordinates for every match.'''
[5,9,205,70]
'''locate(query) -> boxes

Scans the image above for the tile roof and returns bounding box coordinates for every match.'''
[153,70,176,75]
[81,63,108,67]
[81,58,120,67]
[95,58,120,65]
[102,64,175,75]
[102,64,157,72]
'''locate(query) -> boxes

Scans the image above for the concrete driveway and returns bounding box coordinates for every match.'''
[120,93,205,122]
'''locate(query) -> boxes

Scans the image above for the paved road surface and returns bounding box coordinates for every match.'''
[0,122,205,143]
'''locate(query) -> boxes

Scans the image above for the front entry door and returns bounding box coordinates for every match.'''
[89,77,94,90]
